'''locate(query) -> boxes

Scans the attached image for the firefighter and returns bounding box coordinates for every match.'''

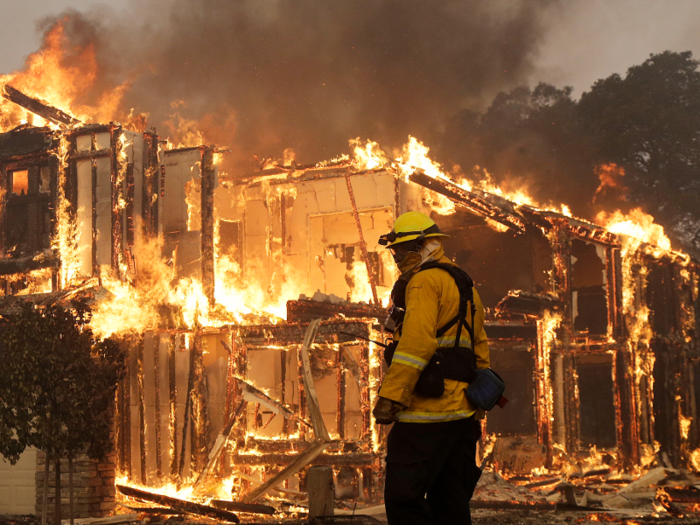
[372,211,489,525]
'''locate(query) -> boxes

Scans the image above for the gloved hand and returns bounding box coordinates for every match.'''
[372,397,404,424]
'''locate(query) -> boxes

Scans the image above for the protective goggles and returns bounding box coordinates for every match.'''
[388,240,422,262]
[378,223,442,246]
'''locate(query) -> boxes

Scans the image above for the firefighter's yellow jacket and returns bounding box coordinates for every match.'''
[377,246,490,423]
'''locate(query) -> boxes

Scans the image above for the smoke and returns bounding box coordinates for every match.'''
[32,0,557,172]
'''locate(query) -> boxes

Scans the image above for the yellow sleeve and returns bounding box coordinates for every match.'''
[378,275,439,406]
[472,288,490,370]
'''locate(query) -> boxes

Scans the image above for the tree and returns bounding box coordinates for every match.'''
[0,301,125,525]
[579,51,700,248]
[440,82,599,216]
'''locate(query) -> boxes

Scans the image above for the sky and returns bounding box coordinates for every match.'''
[534,0,700,95]
[3,0,700,98]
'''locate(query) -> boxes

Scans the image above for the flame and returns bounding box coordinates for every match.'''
[213,249,305,321]
[53,135,82,288]
[540,310,561,439]
[350,136,574,217]
[690,448,700,471]
[115,476,195,502]
[597,208,671,255]
[471,167,536,207]
[0,19,130,133]
[395,136,448,182]
[8,268,54,295]
[164,113,206,150]
[679,405,692,441]
[350,138,389,171]
[594,163,628,201]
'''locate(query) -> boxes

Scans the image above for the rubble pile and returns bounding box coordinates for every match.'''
[475,465,700,520]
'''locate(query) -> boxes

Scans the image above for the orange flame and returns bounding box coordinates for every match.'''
[0,19,130,132]
[593,163,628,201]
[597,208,671,254]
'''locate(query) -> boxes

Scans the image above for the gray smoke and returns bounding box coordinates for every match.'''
[41,0,558,171]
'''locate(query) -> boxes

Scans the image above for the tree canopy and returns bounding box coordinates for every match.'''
[438,50,700,252]
[579,51,700,240]
[0,301,125,464]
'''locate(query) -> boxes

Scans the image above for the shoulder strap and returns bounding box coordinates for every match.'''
[418,262,477,349]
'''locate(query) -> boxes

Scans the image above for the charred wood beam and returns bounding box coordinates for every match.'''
[153,335,163,480]
[408,171,527,234]
[235,375,312,427]
[1,84,81,127]
[239,319,374,346]
[495,291,562,317]
[243,441,329,502]
[116,485,240,523]
[0,163,6,256]
[200,149,216,306]
[116,373,126,475]
[122,340,132,478]
[469,500,555,510]
[299,318,331,442]
[48,155,58,289]
[221,334,238,475]
[177,339,196,485]
[120,507,181,516]
[0,278,98,314]
[665,487,700,503]
[136,337,147,484]
[341,345,365,391]
[168,335,178,478]
[336,349,345,438]
[563,219,619,246]
[91,158,98,276]
[193,400,246,489]
[190,332,211,476]
[546,221,580,452]
[616,348,640,469]
[232,451,377,467]
[287,299,387,323]
[210,500,276,516]
[0,254,59,275]
[143,133,160,237]
[111,127,124,271]
[125,162,135,249]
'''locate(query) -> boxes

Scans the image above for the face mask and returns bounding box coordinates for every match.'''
[397,251,423,274]
[395,238,442,274]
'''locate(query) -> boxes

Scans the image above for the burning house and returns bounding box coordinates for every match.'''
[0,85,699,520]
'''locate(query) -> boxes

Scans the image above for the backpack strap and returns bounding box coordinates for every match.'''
[419,262,476,350]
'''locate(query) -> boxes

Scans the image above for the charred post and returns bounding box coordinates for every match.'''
[200,149,215,306]
[111,126,124,273]
[1,85,81,127]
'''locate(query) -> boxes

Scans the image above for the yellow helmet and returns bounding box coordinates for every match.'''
[378,211,449,247]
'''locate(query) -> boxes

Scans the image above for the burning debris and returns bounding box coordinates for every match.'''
[0,81,699,523]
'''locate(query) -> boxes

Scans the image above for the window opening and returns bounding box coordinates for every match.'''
[11,170,28,196]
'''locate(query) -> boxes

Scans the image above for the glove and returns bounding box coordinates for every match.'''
[372,397,404,424]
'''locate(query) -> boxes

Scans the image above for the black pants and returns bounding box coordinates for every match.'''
[384,417,482,525]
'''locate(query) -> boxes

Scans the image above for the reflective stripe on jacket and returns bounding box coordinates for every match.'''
[377,248,490,423]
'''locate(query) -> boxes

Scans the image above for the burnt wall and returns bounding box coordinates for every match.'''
[647,261,700,466]
[439,211,550,308]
